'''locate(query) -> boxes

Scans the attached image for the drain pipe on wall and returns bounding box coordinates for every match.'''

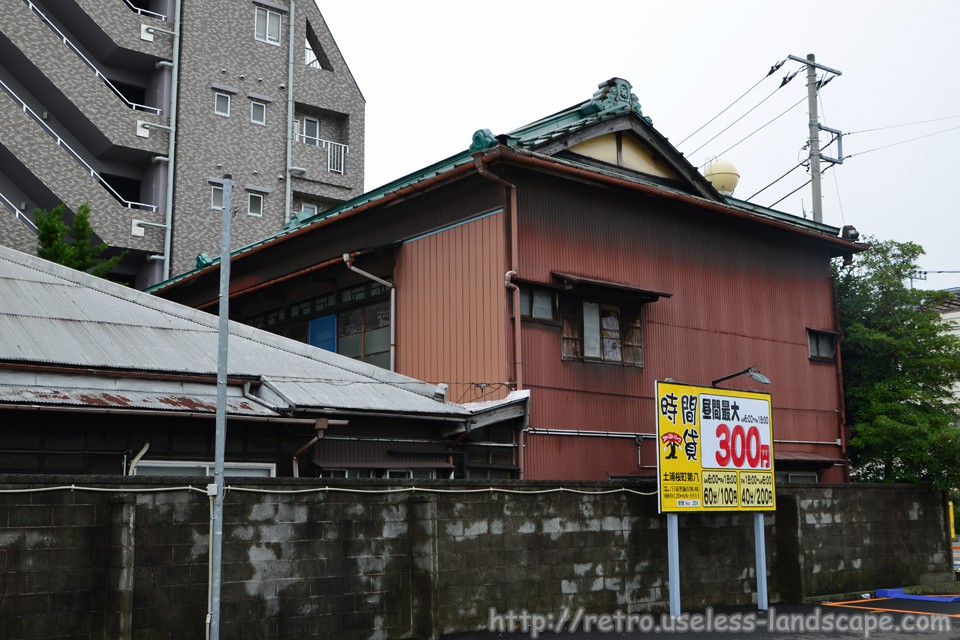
[126,440,150,475]
[473,152,524,478]
[472,153,522,391]
[344,252,396,371]
[290,417,349,477]
[160,0,182,280]
[283,0,295,223]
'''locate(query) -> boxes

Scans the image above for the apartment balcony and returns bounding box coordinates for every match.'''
[4,0,169,158]
[0,88,164,254]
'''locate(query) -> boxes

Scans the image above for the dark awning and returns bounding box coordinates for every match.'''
[552,272,672,303]
[775,451,841,469]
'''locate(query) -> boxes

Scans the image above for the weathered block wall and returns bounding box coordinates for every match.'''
[0,478,953,640]
[783,485,952,597]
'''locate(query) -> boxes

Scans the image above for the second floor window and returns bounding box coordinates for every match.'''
[561,298,643,366]
[255,7,281,45]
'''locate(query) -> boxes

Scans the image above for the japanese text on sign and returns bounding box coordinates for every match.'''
[656,381,775,513]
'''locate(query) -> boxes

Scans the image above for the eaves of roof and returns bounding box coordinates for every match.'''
[151,142,863,297]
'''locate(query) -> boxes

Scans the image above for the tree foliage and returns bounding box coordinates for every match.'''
[35,203,123,279]
[834,237,960,489]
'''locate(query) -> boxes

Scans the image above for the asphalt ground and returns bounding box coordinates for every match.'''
[443,597,960,640]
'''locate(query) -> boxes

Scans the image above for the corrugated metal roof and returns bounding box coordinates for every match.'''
[0,246,467,417]
[0,384,274,416]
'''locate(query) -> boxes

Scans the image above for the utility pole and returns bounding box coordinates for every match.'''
[208,174,232,640]
[788,54,842,223]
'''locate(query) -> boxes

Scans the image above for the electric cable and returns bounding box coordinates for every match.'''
[744,161,805,202]
[712,96,805,159]
[844,125,960,159]
[846,114,960,136]
[677,57,787,147]
[687,80,795,158]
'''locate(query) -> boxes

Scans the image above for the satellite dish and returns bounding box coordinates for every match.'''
[704,158,740,195]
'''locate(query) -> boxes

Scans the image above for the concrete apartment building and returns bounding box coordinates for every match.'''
[0,0,364,288]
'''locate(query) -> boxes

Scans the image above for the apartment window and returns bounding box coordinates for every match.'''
[300,203,319,217]
[561,298,643,366]
[250,100,266,125]
[248,192,264,217]
[254,7,281,45]
[300,117,320,146]
[214,92,230,117]
[808,329,837,361]
[211,186,223,210]
[519,286,556,320]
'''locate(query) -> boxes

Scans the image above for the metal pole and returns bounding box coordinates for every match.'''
[805,53,823,223]
[667,513,681,618]
[208,174,232,639]
[283,0,295,224]
[754,512,768,610]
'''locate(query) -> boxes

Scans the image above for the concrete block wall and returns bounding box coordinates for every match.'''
[785,484,953,597]
[0,478,953,640]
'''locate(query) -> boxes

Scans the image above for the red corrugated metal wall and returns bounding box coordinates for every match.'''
[510,170,846,481]
[394,213,509,404]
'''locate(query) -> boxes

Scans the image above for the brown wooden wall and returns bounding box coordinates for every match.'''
[507,169,845,481]
[395,212,509,405]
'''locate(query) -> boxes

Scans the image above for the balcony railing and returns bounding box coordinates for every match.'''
[0,77,157,213]
[22,0,163,115]
[322,140,349,175]
[122,0,167,21]
[0,190,39,234]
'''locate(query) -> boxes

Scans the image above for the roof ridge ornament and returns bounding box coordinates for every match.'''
[582,78,652,124]
[470,128,498,152]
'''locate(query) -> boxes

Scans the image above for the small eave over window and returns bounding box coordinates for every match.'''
[552,272,672,304]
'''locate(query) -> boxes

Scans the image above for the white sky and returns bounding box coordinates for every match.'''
[318,1,960,291]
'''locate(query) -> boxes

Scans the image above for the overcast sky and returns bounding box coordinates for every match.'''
[318,1,959,291]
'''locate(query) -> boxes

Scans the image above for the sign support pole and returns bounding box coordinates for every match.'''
[667,513,681,618]
[754,512,768,610]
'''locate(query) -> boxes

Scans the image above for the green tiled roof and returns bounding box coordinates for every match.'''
[147,78,840,292]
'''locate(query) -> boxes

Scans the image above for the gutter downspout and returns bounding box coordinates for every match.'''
[160,0,182,281]
[831,275,850,481]
[284,0,295,223]
[291,418,330,478]
[472,153,522,392]
[127,440,150,475]
[472,153,523,479]
[344,252,396,371]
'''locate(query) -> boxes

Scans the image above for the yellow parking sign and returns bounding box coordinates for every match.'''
[656,381,775,513]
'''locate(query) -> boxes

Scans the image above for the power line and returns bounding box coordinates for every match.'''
[845,125,960,159]
[677,57,787,147]
[846,114,960,136]
[745,161,805,202]
[686,65,802,157]
[766,164,835,210]
[713,96,805,159]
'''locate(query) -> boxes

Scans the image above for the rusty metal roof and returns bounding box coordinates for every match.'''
[0,246,467,418]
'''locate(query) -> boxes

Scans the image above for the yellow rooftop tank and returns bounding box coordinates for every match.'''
[704,159,740,195]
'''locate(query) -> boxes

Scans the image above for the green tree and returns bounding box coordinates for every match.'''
[834,237,960,489]
[35,203,123,278]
